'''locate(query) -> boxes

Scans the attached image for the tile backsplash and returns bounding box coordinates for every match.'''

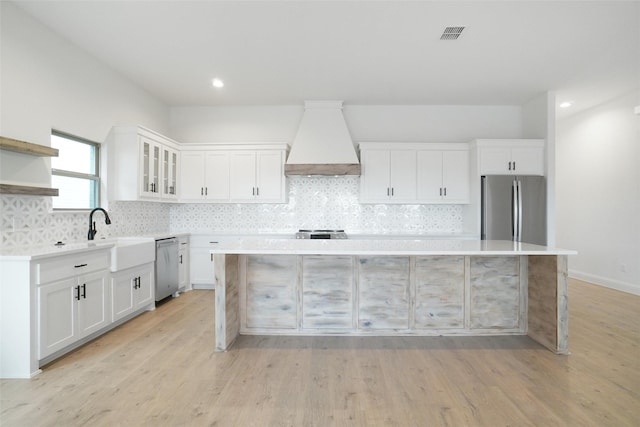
[0,196,170,248]
[1,177,463,248]
[169,177,462,235]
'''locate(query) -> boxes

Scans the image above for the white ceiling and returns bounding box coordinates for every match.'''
[12,1,640,118]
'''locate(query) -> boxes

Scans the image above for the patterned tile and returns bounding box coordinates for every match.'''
[1,177,463,248]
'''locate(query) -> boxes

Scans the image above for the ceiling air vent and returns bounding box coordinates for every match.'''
[440,26,465,40]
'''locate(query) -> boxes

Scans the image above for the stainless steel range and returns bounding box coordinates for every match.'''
[295,229,348,239]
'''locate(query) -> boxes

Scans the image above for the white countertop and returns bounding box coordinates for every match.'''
[0,241,116,260]
[209,238,576,256]
[0,233,192,261]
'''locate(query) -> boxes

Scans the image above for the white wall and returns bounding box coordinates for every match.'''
[522,91,556,246]
[0,2,171,187]
[556,90,640,295]
[0,2,172,248]
[170,105,523,143]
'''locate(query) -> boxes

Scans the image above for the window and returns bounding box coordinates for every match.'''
[51,131,100,210]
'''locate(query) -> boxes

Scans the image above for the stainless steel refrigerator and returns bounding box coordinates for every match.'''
[481,175,547,245]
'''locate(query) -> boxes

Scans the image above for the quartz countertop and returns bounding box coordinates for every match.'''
[0,241,116,260]
[0,232,192,261]
[209,238,576,256]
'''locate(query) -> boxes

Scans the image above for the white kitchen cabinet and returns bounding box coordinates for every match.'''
[417,148,469,203]
[476,139,545,175]
[162,146,179,200]
[106,126,181,202]
[229,150,286,203]
[180,151,230,201]
[37,252,110,360]
[111,263,154,323]
[178,235,190,291]
[360,149,417,203]
[190,235,220,289]
[140,136,161,199]
[180,146,286,203]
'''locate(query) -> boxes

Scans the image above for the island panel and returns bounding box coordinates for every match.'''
[528,255,569,354]
[245,255,297,329]
[302,255,354,329]
[358,256,410,330]
[469,256,521,329]
[414,256,465,329]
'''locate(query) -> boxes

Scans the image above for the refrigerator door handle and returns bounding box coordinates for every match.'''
[517,180,523,242]
[512,180,518,241]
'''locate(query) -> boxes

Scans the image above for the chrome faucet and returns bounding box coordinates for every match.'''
[88,207,112,240]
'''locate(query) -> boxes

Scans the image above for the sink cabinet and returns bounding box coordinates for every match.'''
[111,263,154,322]
[38,270,109,359]
[35,250,110,360]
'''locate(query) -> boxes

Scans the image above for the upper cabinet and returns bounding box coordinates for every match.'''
[360,143,469,205]
[475,139,545,176]
[180,144,287,204]
[180,151,230,201]
[106,126,181,202]
[360,149,417,203]
[417,147,469,203]
[230,150,286,203]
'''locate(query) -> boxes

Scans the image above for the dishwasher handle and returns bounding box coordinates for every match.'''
[156,237,177,248]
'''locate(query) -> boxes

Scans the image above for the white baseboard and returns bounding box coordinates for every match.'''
[569,270,640,296]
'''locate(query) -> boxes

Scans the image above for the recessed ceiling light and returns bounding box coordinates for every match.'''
[559,101,573,108]
[212,78,224,88]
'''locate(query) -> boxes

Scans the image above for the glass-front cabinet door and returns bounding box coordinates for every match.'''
[162,147,179,200]
[140,136,161,199]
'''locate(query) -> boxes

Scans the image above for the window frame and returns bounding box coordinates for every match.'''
[50,130,101,211]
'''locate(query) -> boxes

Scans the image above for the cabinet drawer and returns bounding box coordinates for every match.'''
[36,250,110,285]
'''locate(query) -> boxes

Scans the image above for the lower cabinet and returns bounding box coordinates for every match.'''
[239,254,525,335]
[414,256,465,329]
[38,269,110,359]
[358,256,410,330]
[245,255,297,329]
[111,263,154,322]
[302,256,354,329]
[190,235,219,289]
[178,236,190,291]
[469,256,521,329]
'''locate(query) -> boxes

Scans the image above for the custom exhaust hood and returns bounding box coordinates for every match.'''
[285,101,361,176]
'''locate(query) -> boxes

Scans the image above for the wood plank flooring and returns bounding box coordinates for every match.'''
[1,279,638,426]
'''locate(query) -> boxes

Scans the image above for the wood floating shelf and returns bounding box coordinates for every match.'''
[0,136,59,157]
[0,183,59,196]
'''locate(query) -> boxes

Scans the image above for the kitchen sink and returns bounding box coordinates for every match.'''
[92,237,156,272]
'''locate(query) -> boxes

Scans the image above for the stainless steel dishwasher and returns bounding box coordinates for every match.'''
[155,237,179,302]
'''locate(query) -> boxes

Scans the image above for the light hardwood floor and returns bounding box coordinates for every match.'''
[1,279,638,426]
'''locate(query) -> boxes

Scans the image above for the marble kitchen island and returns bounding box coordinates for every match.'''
[211,239,575,354]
